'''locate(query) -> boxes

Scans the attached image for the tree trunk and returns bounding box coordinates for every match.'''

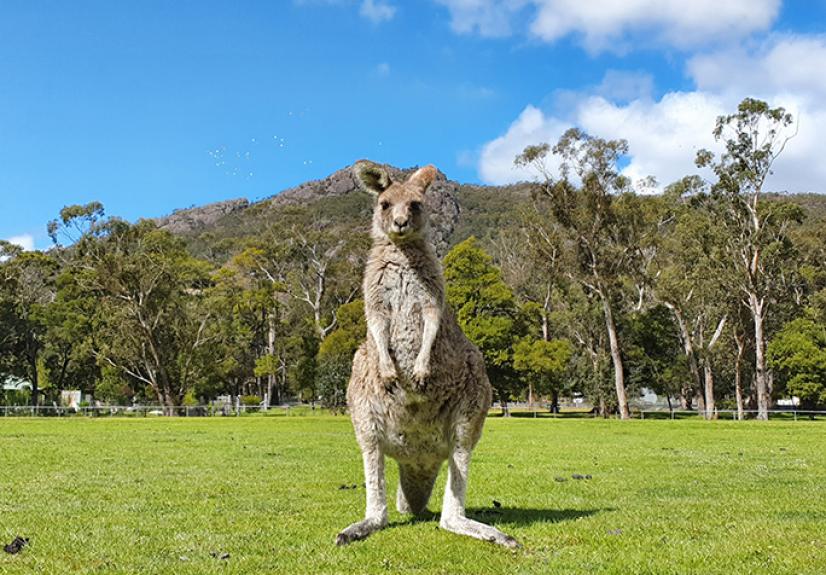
[667,304,703,408]
[601,294,629,419]
[694,390,705,415]
[751,296,770,420]
[703,362,716,420]
[550,389,559,414]
[734,334,746,421]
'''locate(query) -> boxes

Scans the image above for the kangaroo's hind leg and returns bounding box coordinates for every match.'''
[336,444,388,545]
[396,461,441,516]
[439,418,520,548]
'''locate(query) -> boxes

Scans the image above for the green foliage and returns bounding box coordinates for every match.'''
[316,300,366,408]
[769,316,826,409]
[241,395,262,407]
[95,365,133,405]
[444,237,524,401]
[623,306,687,401]
[512,337,573,403]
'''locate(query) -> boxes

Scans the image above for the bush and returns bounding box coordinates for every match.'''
[241,395,262,407]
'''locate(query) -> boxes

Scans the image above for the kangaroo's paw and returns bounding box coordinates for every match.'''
[335,518,388,546]
[440,516,520,549]
[378,358,397,382]
[412,355,430,383]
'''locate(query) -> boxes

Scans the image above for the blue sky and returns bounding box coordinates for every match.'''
[2,0,825,250]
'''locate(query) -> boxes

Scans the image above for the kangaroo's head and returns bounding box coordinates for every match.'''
[353,160,438,244]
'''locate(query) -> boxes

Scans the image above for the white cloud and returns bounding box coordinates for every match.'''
[595,70,653,103]
[477,36,826,194]
[360,0,396,24]
[434,0,527,38]
[5,234,35,251]
[479,105,568,184]
[295,0,396,24]
[375,62,391,76]
[688,35,826,102]
[435,0,779,52]
[576,92,726,187]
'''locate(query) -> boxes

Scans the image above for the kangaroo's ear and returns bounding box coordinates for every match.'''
[353,160,392,196]
[407,165,438,194]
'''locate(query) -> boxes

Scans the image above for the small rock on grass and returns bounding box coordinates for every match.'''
[554,476,567,482]
[571,474,592,480]
[3,537,29,555]
[210,551,230,560]
[492,500,502,508]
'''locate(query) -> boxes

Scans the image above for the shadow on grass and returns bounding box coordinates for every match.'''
[389,507,606,528]
[468,506,606,526]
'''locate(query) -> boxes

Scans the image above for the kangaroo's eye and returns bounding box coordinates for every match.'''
[410,201,422,211]
[380,201,391,211]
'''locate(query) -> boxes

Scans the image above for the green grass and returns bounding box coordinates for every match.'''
[1,417,825,574]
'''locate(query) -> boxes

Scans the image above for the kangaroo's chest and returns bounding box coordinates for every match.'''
[379,265,429,319]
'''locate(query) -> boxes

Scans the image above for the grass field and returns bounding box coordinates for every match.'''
[1,416,825,574]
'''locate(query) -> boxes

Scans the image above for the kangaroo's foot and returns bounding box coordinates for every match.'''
[440,515,520,549]
[335,517,388,546]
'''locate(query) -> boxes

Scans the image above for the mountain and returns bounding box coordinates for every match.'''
[155,163,826,262]
[155,163,534,261]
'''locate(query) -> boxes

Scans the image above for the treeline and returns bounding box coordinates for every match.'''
[1,98,825,418]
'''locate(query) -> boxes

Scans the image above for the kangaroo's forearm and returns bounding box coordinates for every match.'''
[367,314,392,360]
[417,306,441,362]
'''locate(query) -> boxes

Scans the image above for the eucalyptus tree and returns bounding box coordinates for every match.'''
[516,129,660,419]
[235,222,366,340]
[552,283,614,416]
[0,242,58,405]
[53,209,216,412]
[655,179,730,417]
[696,98,802,420]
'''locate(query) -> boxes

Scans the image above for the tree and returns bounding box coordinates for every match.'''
[768,315,826,411]
[60,214,215,413]
[0,244,58,406]
[316,300,366,410]
[513,337,573,411]
[443,237,524,410]
[655,181,729,417]
[516,129,658,419]
[696,98,801,420]
[624,305,688,412]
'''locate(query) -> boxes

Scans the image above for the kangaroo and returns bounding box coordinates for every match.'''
[335,160,519,548]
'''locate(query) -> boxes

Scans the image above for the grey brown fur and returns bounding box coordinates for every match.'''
[335,161,519,548]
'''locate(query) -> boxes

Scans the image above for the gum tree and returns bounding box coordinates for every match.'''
[516,129,658,419]
[696,98,800,420]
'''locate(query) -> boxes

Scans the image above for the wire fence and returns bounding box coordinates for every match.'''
[497,403,826,421]
[1,403,825,420]
[0,404,324,418]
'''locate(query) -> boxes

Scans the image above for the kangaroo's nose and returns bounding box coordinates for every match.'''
[394,217,408,228]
